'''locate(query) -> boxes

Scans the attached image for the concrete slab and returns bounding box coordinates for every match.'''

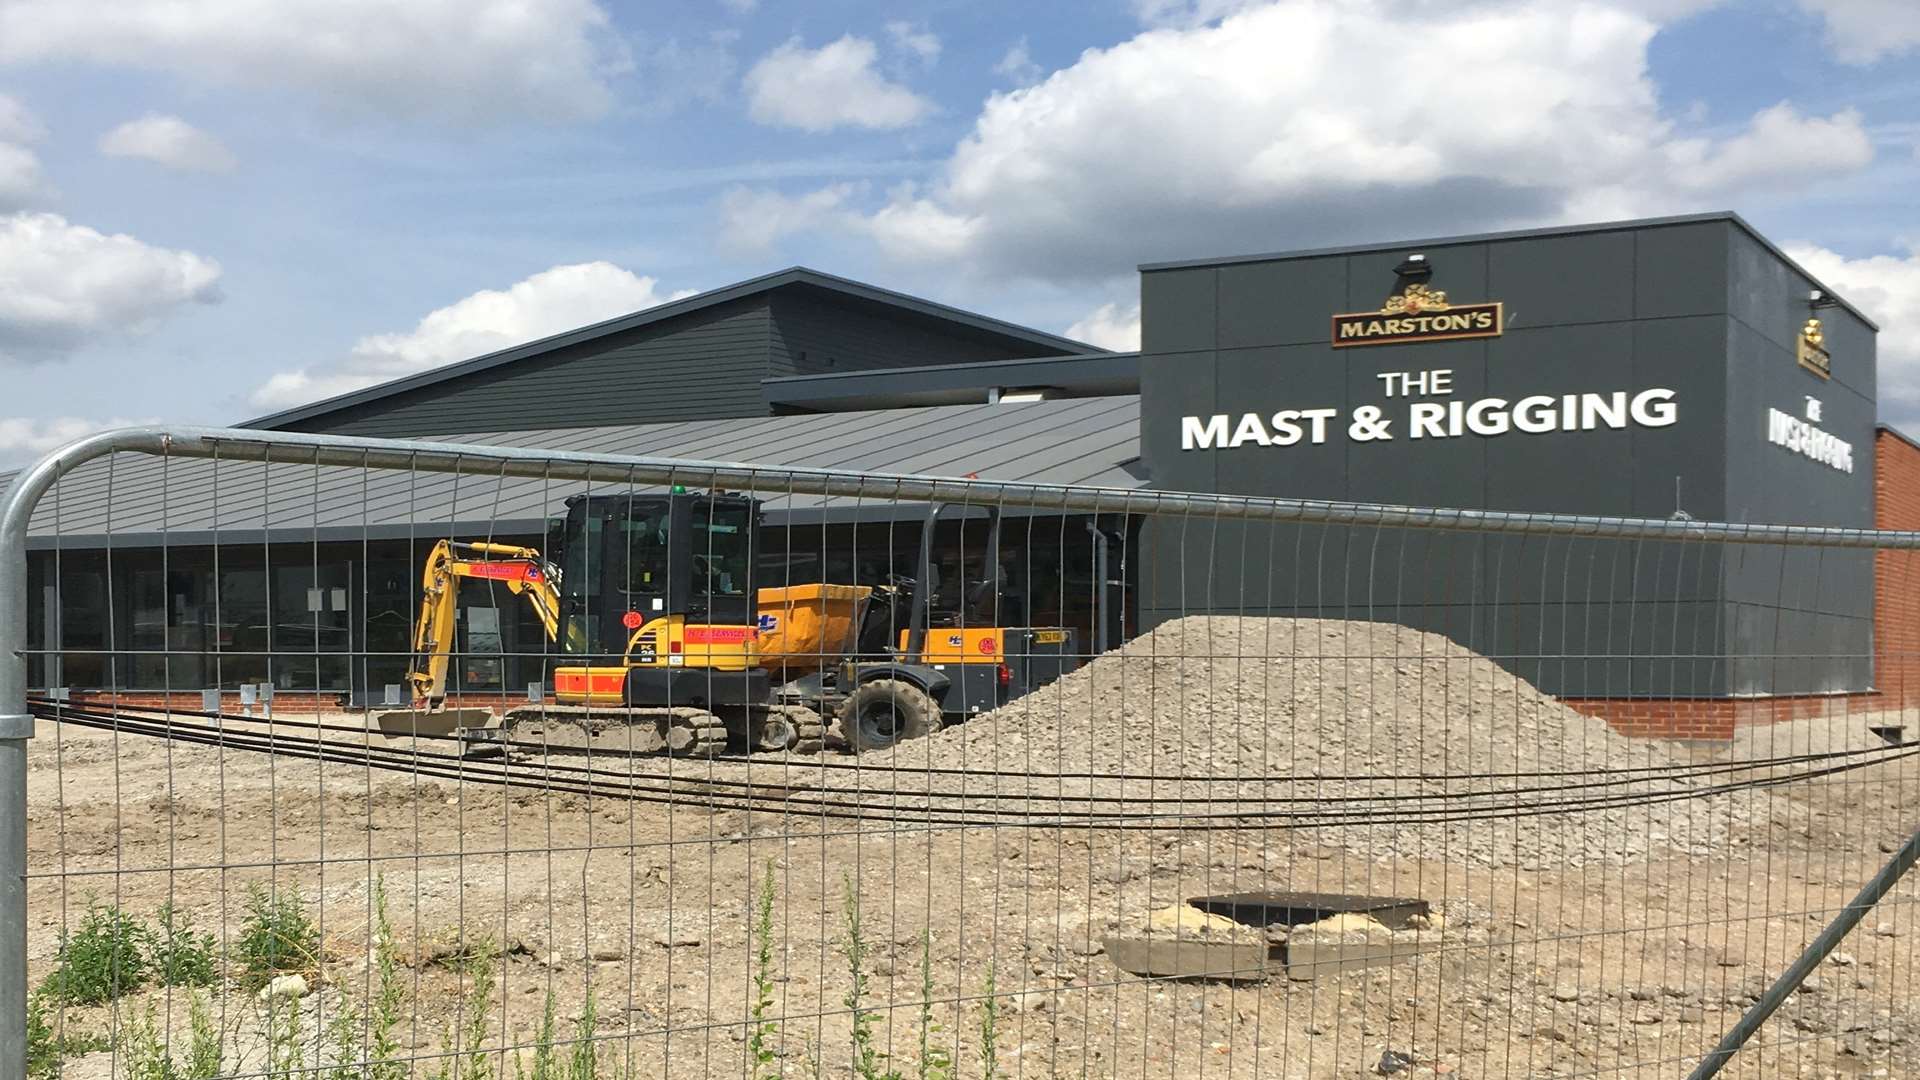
[1102,935,1274,983]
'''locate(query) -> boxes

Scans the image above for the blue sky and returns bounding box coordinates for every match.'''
[0,0,1916,461]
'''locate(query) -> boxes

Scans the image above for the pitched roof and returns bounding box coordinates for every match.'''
[21,397,1144,547]
[239,266,1105,431]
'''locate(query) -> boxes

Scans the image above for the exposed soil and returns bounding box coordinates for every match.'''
[24,616,1920,1080]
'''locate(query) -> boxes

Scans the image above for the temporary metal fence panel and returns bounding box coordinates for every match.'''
[3,426,1916,1080]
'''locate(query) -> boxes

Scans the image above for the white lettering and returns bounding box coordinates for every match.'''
[1766,407,1853,473]
[1179,384,1685,452]
[1182,414,1229,450]
[1581,392,1627,430]
[1512,395,1558,433]
[1630,388,1678,427]
[1270,410,1304,446]
[1229,412,1271,447]
[1409,403,1447,438]
[1301,408,1338,444]
[1466,398,1510,436]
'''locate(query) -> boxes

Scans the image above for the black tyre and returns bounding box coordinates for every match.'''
[839,679,940,753]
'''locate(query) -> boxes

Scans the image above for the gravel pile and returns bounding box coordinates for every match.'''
[874,616,1753,868]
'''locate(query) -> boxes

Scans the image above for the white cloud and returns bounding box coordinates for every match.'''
[840,0,1873,279]
[0,415,159,458]
[1066,301,1141,351]
[0,0,622,124]
[1795,0,1920,63]
[0,93,47,209]
[886,21,942,65]
[993,39,1041,85]
[1660,104,1872,193]
[718,182,860,252]
[1786,242,1920,424]
[744,35,933,132]
[250,262,697,409]
[0,93,43,142]
[0,142,45,209]
[1130,0,1264,25]
[0,212,222,362]
[99,115,237,173]
[719,0,756,11]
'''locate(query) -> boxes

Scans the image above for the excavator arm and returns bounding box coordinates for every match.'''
[405,539,566,708]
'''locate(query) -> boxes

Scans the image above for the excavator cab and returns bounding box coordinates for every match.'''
[555,492,757,655]
[550,491,768,709]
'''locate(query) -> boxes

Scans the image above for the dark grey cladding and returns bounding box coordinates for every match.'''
[1137,212,1878,697]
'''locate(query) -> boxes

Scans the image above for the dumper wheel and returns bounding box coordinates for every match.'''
[839,680,940,753]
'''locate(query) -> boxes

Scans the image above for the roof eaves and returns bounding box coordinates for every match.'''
[237,266,815,431]
[238,266,1101,432]
[780,268,1106,355]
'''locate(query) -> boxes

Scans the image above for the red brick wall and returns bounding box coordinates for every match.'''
[1564,429,1920,738]
[49,690,524,715]
[1563,693,1882,741]
[1875,428,1920,708]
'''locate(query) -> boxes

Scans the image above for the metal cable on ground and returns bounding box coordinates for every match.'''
[32,695,1915,786]
[32,699,1919,833]
[32,697,1905,815]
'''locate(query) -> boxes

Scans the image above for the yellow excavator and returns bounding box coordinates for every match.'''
[400,539,569,708]
[384,490,1080,757]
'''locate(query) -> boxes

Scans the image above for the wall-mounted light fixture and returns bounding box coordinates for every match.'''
[1809,288,1839,311]
[989,387,1047,404]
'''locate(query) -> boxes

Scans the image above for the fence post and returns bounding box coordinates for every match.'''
[1687,823,1920,1080]
[0,430,161,1078]
[1,473,41,1079]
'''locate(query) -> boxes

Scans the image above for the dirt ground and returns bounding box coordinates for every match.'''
[23,701,1920,1080]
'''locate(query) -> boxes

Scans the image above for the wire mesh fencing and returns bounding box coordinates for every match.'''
[4,426,1918,1080]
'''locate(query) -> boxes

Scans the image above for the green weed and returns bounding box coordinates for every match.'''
[182,992,225,1080]
[515,992,561,1080]
[41,900,149,1005]
[438,942,498,1080]
[121,1002,174,1080]
[323,995,365,1080]
[839,875,896,1080]
[27,992,61,1080]
[237,883,321,989]
[367,876,408,1080]
[567,991,601,1080]
[112,993,226,1080]
[976,963,1000,1080]
[916,932,951,1080]
[150,902,218,989]
[748,862,780,1079]
[26,991,109,1079]
[263,989,307,1080]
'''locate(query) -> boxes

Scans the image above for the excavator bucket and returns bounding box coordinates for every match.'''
[371,707,496,741]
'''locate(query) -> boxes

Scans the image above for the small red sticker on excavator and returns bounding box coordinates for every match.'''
[470,561,538,582]
[621,610,643,630]
[977,637,996,655]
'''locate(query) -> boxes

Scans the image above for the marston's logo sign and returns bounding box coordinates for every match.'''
[1331,282,1503,348]
[1797,317,1832,379]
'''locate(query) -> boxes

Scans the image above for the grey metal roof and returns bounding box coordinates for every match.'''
[763,351,1140,412]
[19,396,1143,547]
[239,266,1107,431]
[1138,211,1881,332]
